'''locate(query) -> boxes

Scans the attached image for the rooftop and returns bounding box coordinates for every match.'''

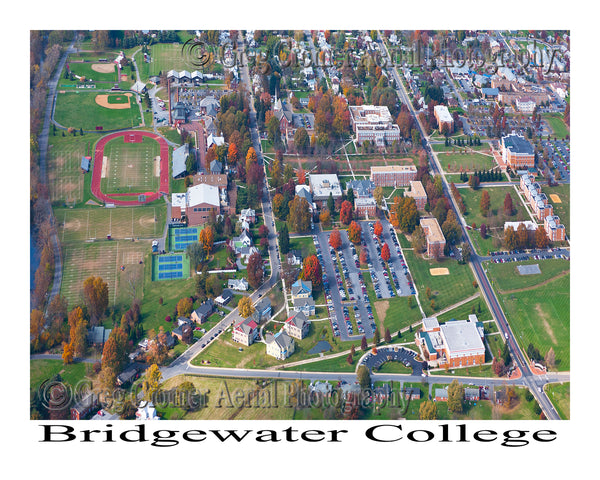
[371,165,417,173]
[440,319,485,355]
[309,174,342,199]
[187,183,220,208]
[502,134,534,155]
[420,217,445,244]
[434,105,453,123]
[406,180,427,198]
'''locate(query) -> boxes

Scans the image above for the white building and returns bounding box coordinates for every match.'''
[309,174,342,206]
[349,105,401,146]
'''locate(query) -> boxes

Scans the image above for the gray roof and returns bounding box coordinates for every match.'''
[210,159,223,174]
[87,326,111,345]
[256,297,271,314]
[194,299,214,318]
[287,310,308,328]
[291,279,312,296]
[267,331,294,350]
[347,179,375,197]
[502,134,534,155]
[172,143,189,178]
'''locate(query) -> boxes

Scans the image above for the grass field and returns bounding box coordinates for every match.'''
[545,382,570,419]
[431,143,491,153]
[543,113,569,139]
[100,135,160,194]
[404,250,478,317]
[56,205,165,243]
[541,183,570,237]
[436,295,493,323]
[59,239,151,308]
[437,151,496,172]
[30,359,93,396]
[136,43,220,82]
[54,91,142,131]
[459,185,530,228]
[47,133,98,205]
[62,61,118,84]
[484,258,569,293]
[496,274,570,371]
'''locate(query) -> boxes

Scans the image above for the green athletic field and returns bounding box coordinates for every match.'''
[54,91,142,131]
[100,135,160,194]
[437,151,496,173]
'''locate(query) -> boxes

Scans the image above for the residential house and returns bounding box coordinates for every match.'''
[228,278,249,291]
[70,393,98,420]
[287,249,303,266]
[291,279,312,301]
[87,326,111,347]
[116,364,141,387]
[284,311,310,339]
[136,401,160,420]
[215,289,234,307]
[210,159,223,174]
[265,330,295,360]
[435,388,448,402]
[403,387,421,400]
[464,388,480,401]
[292,296,316,317]
[191,299,215,324]
[255,298,272,320]
[239,208,256,224]
[232,316,259,346]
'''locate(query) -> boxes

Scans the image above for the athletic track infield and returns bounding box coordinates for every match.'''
[92,130,169,205]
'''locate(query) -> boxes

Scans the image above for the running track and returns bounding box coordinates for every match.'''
[91,131,169,206]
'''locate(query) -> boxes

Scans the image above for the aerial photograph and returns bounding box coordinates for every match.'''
[29,28,570,422]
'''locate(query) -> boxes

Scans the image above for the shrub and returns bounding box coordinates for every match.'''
[165,315,171,322]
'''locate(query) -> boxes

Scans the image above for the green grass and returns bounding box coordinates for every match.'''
[459,186,530,228]
[431,143,490,153]
[30,359,92,395]
[157,126,183,146]
[404,250,478,317]
[468,228,501,257]
[541,183,570,238]
[54,91,142,131]
[543,113,569,139]
[484,258,569,293]
[436,295,493,323]
[283,353,357,372]
[545,382,570,419]
[288,235,317,259]
[100,135,161,194]
[61,61,118,84]
[496,274,570,371]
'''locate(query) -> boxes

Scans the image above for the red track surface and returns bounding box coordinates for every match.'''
[91,131,169,205]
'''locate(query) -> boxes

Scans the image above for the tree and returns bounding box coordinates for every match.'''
[359,248,368,266]
[327,192,335,215]
[373,221,383,237]
[425,286,432,299]
[329,229,342,249]
[504,226,517,250]
[346,188,355,206]
[347,221,362,244]
[300,254,323,289]
[468,174,480,189]
[545,347,556,369]
[199,225,215,255]
[419,400,438,420]
[272,193,287,219]
[279,223,290,255]
[246,252,264,289]
[287,196,312,233]
[384,328,392,343]
[245,146,258,172]
[340,200,353,225]
[346,352,354,365]
[503,192,514,216]
[294,127,310,153]
[356,365,371,390]
[480,223,487,239]
[381,243,390,262]
[82,276,109,325]
[176,297,193,317]
[479,190,490,217]
[142,364,162,401]
[68,308,88,358]
[516,223,529,249]
[62,342,74,364]
[447,379,464,414]
[373,328,380,345]
[319,209,332,229]
[227,142,239,165]
[535,225,550,249]
[373,186,384,206]
[238,296,255,318]
[441,210,461,245]
[361,335,368,351]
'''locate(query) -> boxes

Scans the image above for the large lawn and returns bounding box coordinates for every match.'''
[484,258,570,293]
[496,274,570,371]
[459,185,531,228]
[436,295,493,323]
[436,151,496,173]
[404,250,478,317]
[543,113,569,139]
[545,382,570,420]
[30,359,93,396]
[54,91,142,131]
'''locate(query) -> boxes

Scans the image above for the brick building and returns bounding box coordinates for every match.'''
[370,165,417,187]
[433,105,454,132]
[349,105,401,147]
[501,134,535,169]
[544,215,566,242]
[420,217,446,258]
[355,197,377,218]
[404,180,427,210]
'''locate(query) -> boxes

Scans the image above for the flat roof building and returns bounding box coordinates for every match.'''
[501,134,535,169]
[370,165,417,187]
[309,174,342,205]
[349,105,401,147]
[404,180,427,210]
[434,105,454,131]
[420,217,446,258]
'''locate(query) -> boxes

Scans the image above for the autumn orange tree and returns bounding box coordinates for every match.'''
[177,297,194,317]
[373,220,383,237]
[199,225,215,255]
[534,225,549,249]
[340,200,353,225]
[480,190,490,216]
[329,229,342,249]
[227,142,238,165]
[245,146,258,172]
[348,221,362,244]
[319,209,332,229]
[246,252,264,289]
[300,254,322,289]
[83,276,109,325]
[381,243,390,262]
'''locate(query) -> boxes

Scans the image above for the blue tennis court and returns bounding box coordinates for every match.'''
[158,271,184,280]
[158,255,182,263]
[169,226,200,251]
[152,252,190,281]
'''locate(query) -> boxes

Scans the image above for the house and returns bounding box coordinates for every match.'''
[273,98,294,133]
[239,245,259,263]
[232,316,259,346]
[239,208,256,224]
[199,96,220,117]
[70,393,98,420]
[346,179,375,199]
[265,330,295,360]
[255,298,272,321]
[420,217,446,258]
[370,165,417,187]
[435,388,448,402]
[284,311,310,339]
[191,299,215,324]
[231,230,253,251]
[215,289,234,307]
[172,143,190,179]
[228,278,249,291]
[464,388,480,401]
[131,81,147,95]
[172,323,192,342]
[404,181,427,210]
[287,249,302,266]
[292,296,315,317]
[544,215,566,242]
[116,364,140,387]
[136,401,160,420]
[295,185,314,211]
[210,159,223,174]
[291,279,312,300]
[403,387,421,400]
[416,316,486,369]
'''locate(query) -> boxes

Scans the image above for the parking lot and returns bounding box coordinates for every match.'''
[486,247,570,263]
[541,138,570,181]
[359,345,423,375]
